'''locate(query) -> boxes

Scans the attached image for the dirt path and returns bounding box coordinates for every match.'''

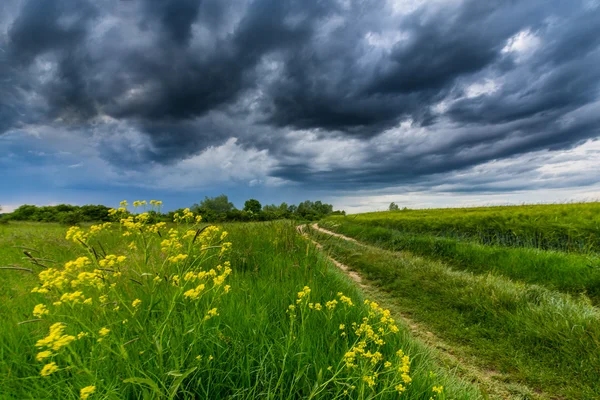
[299,223,542,400]
[309,223,360,243]
[297,224,365,286]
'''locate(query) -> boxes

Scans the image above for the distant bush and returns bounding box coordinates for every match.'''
[5,204,111,223]
[57,211,84,226]
[5,197,344,224]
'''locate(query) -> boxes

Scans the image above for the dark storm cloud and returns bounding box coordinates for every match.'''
[1,0,599,192]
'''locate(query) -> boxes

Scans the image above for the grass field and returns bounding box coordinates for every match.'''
[318,219,600,304]
[339,202,600,253]
[314,202,600,399]
[3,201,599,399]
[0,213,477,399]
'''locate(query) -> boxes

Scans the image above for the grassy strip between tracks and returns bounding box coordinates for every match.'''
[319,219,600,305]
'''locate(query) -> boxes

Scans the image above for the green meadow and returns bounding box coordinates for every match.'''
[1,201,599,399]
[0,212,474,399]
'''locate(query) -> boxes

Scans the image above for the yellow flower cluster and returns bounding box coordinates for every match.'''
[35,322,78,375]
[120,215,144,232]
[173,208,195,223]
[197,226,220,244]
[36,323,76,351]
[98,255,127,268]
[79,386,96,399]
[89,222,112,235]
[182,263,232,300]
[146,221,166,234]
[338,292,354,306]
[40,362,59,377]
[393,349,412,393]
[296,286,311,303]
[290,286,414,395]
[66,226,88,243]
[33,303,49,318]
[32,257,94,294]
[204,307,219,320]
[183,284,206,300]
[167,253,188,263]
[28,199,233,396]
[432,385,444,394]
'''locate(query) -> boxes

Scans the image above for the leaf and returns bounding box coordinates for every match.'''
[123,377,163,396]
[168,367,197,399]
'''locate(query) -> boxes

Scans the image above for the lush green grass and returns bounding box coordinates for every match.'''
[335,202,600,253]
[307,227,600,399]
[0,220,479,399]
[319,219,600,304]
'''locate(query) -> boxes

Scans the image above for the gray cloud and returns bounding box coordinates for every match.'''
[0,0,599,194]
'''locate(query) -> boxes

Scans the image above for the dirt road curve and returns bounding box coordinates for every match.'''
[296,224,364,286]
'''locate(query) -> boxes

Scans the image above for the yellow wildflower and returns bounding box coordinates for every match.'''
[36,323,76,351]
[80,385,96,399]
[40,362,59,377]
[132,299,142,308]
[362,375,376,387]
[36,351,53,361]
[167,254,188,263]
[33,304,49,318]
[98,327,110,337]
[184,284,205,300]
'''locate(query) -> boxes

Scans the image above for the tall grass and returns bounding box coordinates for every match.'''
[335,202,600,253]
[0,212,479,399]
[308,227,600,399]
[319,220,600,304]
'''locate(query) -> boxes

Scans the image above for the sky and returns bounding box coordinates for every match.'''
[1,0,599,213]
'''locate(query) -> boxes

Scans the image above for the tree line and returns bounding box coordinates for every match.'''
[0,195,343,224]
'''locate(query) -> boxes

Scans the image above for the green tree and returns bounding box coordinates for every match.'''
[389,202,400,211]
[57,211,83,226]
[10,204,39,220]
[196,195,235,214]
[244,199,262,214]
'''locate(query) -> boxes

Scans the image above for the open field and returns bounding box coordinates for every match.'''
[314,203,600,399]
[338,202,600,253]
[318,219,600,304]
[0,217,477,399]
[2,201,599,399]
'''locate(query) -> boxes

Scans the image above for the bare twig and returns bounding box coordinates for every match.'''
[123,337,140,346]
[192,226,209,244]
[0,266,34,273]
[12,246,40,253]
[18,319,43,325]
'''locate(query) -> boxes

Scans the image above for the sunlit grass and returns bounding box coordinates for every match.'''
[319,219,600,304]
[335,202,600,253]
[314,203,600,399]
[0,204,477,399]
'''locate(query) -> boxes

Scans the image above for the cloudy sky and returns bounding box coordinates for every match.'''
[1,0,599,213]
